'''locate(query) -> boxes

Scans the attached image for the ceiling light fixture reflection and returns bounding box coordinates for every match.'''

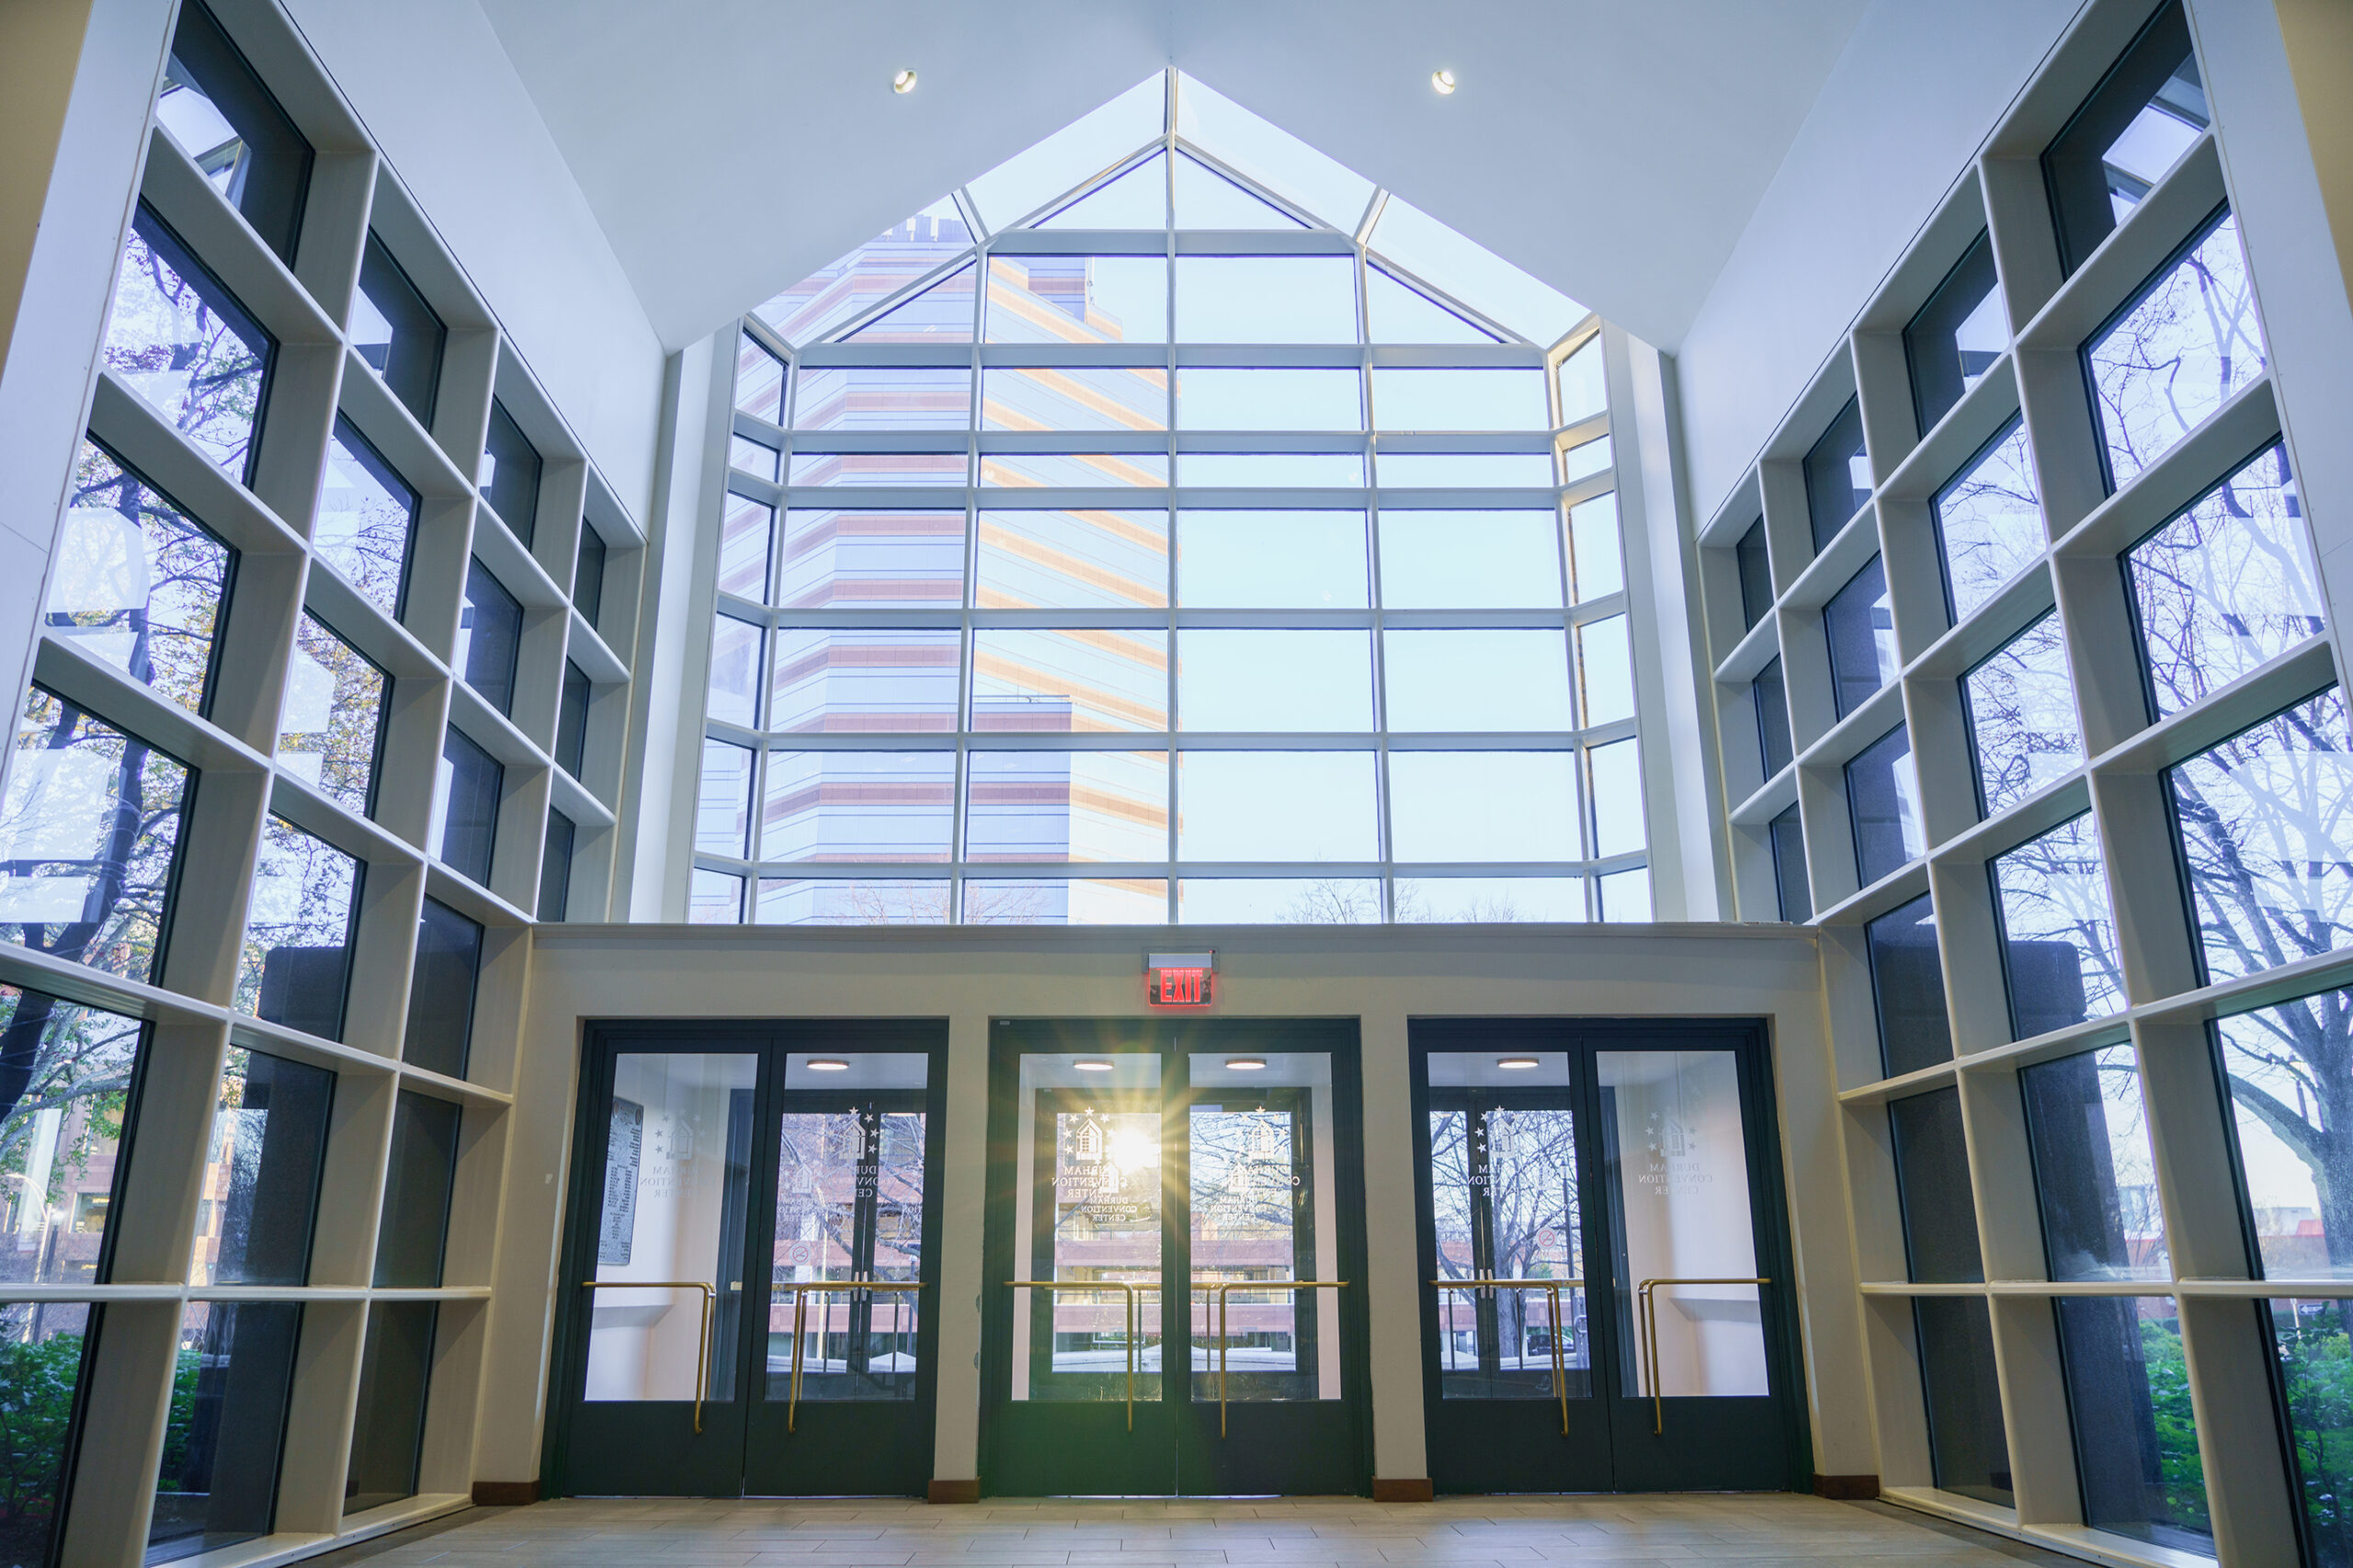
[1497,1056,1540,1071]
[1074,1057,1117,1072]
[1224,1057,1267,1072]
[805,1058,850,1072]
[892,69,918,94]
[1431,69,1457,95]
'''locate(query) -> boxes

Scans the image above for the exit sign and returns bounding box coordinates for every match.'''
[1146,950,1215,1007]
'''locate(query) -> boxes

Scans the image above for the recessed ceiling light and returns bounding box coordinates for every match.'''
[1074,1057,1117,1072]
[805,1058,850,1072]
[892,69,918,95]
[1225,1057,1267,1072]
[1431,69,1457,95]
[1497,1056,1540,1071]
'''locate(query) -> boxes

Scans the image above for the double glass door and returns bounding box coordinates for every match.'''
[983,1021,1369,1494]
[553,1024,944,1497]
[1414,1021,1802,1493]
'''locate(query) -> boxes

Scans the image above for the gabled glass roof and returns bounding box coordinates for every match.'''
[751,72,1587,353]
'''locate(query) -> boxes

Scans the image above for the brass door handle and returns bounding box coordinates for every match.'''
[1431,1278,1582,1436]
[1008,1279,1147,1430]
[1635,1276,1769,1434]
[778,1279,924,1432]
[581,1279,716,1433]
[1196,1280,1347,1437]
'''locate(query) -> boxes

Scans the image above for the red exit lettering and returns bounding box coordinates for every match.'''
[1149,967,1211,1006]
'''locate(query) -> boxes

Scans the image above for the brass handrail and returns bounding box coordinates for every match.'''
[779,1279,926,1432]
[580,1279,717,1433]
[1431,1278,1583,1436]
[1635,1276,1770,1434]
[1007,1279,1146,1429]
[1197,1280,1348,1437]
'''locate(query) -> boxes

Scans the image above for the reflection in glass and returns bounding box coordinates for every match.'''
[0,1301,91,1568]
[1371,369,1549,432]
[2169,688,2353,983]
[964,879,1167,924]
[1385,631,1570,733]
[708,615,762,728]
[733,435,781,483]
[403,897,482,1080]
[798,366,973,431]
[1736,519,1772,631]
[480,399,541,545]
[1175,256,1356,344]
[972,628,1166,733]
[755,200,972,347]
[1588,740,1643,858]
[1176,752,1377,862]
[1176,369,1358,430]
[986,256,1166,345]
[0,689,191,983]
[148,1301,302,1563]
[769,629,961,733]
[2022,1046,2167,1279]
[2126,443,2323,718]
[105,206,272,483]
[1847,723,1922,886]
[1181,452,1363,487]
[193,1047,334,1286]
[1179,511,1366,608]
[1396,878,1584,922]
[315,419,418,618]
[1770,805,1810,922]
[352,233,444,425]
[984,365,1165,432]
[1965,613,2080,815]
[0,984,142,1287]
[558,660,590,777]
[435,727,502,885]
[1378,512,1557,608]
[345,1301,436,1514]
[978,508,1168,608]
[51,441,233,713]
[697,738,753,858]
[980,450,1168,488]
[1576,616,1633,727]
[1993,812,2125,1039]
[788,450,968,487]
[772,1094,927,1401]
[1754,658,1791,778]
[688,869,743,923]
[1824,555,1896,718]
[374,1092,460,1288]
[1389,753,1578,862]
[2087,211,2265,489]
[1891,1087,1981,1282]
[736,332,785,422]
[2053,1297,2209,1551]
[278,614,387,815]
[1932,419,2042,625]
[456,558,522,716]
[1914,1297,2012,1505]
[1177,879,1383,923]
[762,752,954,861]
[1181,631,1371,732]
[1905,233,2006,436]
[540,809,574,923]
[755,878,949,925]
[153,0,311,261]
[2267,1299,2353,1562]
[575,528,607,626]
[779,507,964,608]
[1867,894,1951,1077]
[236,815,359,1040]
[719,492,771,601]
[2044,2,2207,274]
[2213,992,2353,1277]
[964,751,1167,863]
[1804,396,1870,551]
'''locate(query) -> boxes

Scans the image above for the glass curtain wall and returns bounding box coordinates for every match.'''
[695,72,1643,926]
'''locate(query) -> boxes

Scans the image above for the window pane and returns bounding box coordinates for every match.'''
[1575,615,1633,726]
[1993,812,2125,1038]
[1588,739,1643,858]
[344,1301,436,1515]
[1933,419,2043,624]
[1179,630,1371,731]
[278,614,387,815]
[718,492,771,600]
[51,440,233,713]
[156,0,311,261]
[193,1047,333,1285]
[1385,631,1570,732]
[106,206,271,483]
[1597,868,1650,922]
[1176,78,1373,229]
[1181,452,1364,486]
[1370,369,1549,432]
[1173,151,1302,230]
[1179,511,1367,608]
[1368,194,1585,345]
[1847,723,1923,886]
[985,256,1166,345]
[1375,452,1553,487]
[150,1301,302,1561]
[779,507,964,608]
[311,421,419,620]
[1964,613,2080,816]
[1040,153,1165,227]
[972,628,1165,732]
[1770,804,1810,921]
[1890,1087,1982,1282]
[1365,266,1492,344]
[755,199,972,346]
[1755,658,1792,778]
[374,1093,459,1287]
[964,750,1167,862]
[708,614,762,727]
[1378,512,1560,609]
[769,629,960,733]
[1825,555,1896,718]
[1905,233,2006,436]
[965,878,1169,924]
[1736,519,1772,631]
[435,727,502,885]
[1914,1297,2012,1506]
[983,364,1165,432]
[558,660,591,777]
[2087,212,2265,488]
[352,233,444,425]
[2170,687,2353,983]
[237,815,359,1039]
[1568,494,1622,600]
[849,264,981,346]
[762,752,954,861]
[788,450,969,487]
[689,868,743,923]
[2022,1046,2167,1280]
[2268,1299,2353,1559]
[797,366,972,431]
[2053,1297,2208,1551]
[1173,256,1356,343]
[455,558,522,716]
[1868,893,1951,1077]
[1175,752,1378,861]
[1557,434,1612,484]
[403,897,481,1080]
[1390,752,1577,861]
[0,985,142,1287]
[2045,3,2208,274]
[978,507,1168,608]
[2127,443,2324,718]
[481,399,541,545]
[574,529,607,626]
[1396,877,1584,921]
[1556,336,1606,425]
[1178,878,1382,923]
[1176,369,1359,430]
[540,809,574,922]
[1804,396,1870,551]
[970,74,1165,225]
[0,689,190,983]
[2215,993,2353,1276]
[0,1301,90,1566]
[754,877,949,925]
[979,450,1169,488]
[698,738,754,858]
[735,332,785,423]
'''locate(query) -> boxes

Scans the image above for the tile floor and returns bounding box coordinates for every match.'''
[310,1495,2079,1568]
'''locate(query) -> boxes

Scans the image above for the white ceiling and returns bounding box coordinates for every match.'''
[469,0,1877,352]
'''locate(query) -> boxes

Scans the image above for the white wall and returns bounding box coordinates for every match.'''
[283,0,667,522]
[481,922,1866,1491]
[1675,0,2080,521]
